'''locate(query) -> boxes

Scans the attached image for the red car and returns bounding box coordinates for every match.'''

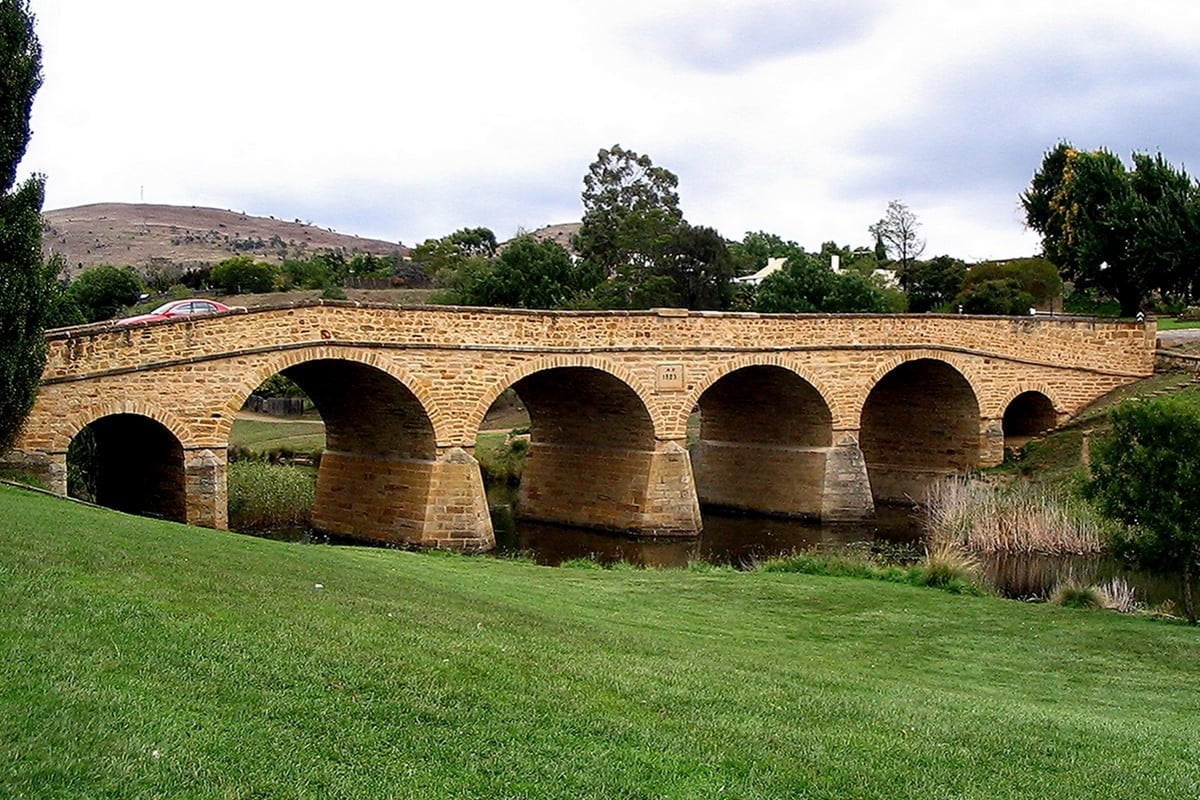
[117,299,233,325]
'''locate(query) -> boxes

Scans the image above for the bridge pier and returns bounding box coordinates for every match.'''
[184,448,228,529]
[313,446,493,551]
[820,432,875,521]
[421,446,494,551]
[691,431,875,522]
[980,418,1006,467]
[518,438,702,536]
[0,450,66,495]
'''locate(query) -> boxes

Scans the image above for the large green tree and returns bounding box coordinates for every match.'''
[754,254,893,314]
[661,224,735,310]
[0,0,49,454]
[1022,143,1200,315]
[66,266,145,323]
[210,255,277,295]
[727,230,805,276]
[573,144,682,281]
[572,145,736,310]
[905,255,966,312]
[1087,396,1200,623]
[459,235,596,308]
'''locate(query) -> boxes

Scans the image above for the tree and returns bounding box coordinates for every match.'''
[458,236,596,309]
[573,144,682,280]
[446,227,498,259]
[209,255,277,294]
[662,224,735,310]
[411,227,498,288]
[954,278,1034,315]
[728,230,805,276]
[67,266,144,323]
[905,255,967,312]
[754,254,892,314]
[868,200,925,280]
[279,256,334,290]
[0,0,47,454]
[1087,396,1200,623]
[1022,142,1200,315]
[959,258,1062,309]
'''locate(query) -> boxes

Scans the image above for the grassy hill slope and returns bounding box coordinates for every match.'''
[1,485,1196,799]
[43,203,408,277]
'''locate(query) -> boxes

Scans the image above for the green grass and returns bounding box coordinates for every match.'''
[228,416,326,455]
[1,485,1198,798]
[1154,318,1200,330]
[990,374,1199,484]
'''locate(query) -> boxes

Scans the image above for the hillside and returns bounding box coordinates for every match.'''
[43,203,409,277]
[1,484,1197,798]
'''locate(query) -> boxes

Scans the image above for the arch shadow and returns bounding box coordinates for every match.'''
[859,357,981,505]
[690,364,834,518]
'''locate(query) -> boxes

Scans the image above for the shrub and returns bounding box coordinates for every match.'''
[560,557,606,570]
[227,461,315,531]
[757,546,988,596]
[210,255,277,294]
[920,544,982,592]
[1087,395,1200,623]
[67,265,144,322]
[961,258,1063,307]
[477,434,528,487]
[955,278,1034,315]
[1050,580,1103,609]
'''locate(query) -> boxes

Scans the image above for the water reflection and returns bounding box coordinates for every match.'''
[980,552,1181,607]
[246,492,1183,609]
[489,491,1183,607]
[493,504,924,568]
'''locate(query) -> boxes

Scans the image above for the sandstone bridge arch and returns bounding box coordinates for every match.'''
[5,303,1155,550]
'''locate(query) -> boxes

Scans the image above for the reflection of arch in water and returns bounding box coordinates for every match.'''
[690,364,834,518]
[859,358,981,505]
[68,413,187,523]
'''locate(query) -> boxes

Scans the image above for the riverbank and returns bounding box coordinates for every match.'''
[1,484,1196,798]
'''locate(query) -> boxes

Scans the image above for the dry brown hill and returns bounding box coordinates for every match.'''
[43,203,409,278]
[520,222,580,255]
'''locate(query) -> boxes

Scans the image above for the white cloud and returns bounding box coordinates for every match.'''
[19,0,1200,258]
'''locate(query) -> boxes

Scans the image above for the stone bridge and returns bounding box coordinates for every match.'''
[6,302,1155,551]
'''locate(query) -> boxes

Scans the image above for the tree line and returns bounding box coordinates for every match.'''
[415,145,1062,317]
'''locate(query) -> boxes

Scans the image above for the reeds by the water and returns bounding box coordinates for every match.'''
[925,476,1107,555]
[227,461,315,530]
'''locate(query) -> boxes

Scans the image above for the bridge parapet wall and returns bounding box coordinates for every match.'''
[42,303,1155,382]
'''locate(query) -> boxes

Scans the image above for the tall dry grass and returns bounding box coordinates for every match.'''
[227,461,315,531]
[925,476,1107,555]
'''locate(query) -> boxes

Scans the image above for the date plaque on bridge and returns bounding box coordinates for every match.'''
[656,363,685,391]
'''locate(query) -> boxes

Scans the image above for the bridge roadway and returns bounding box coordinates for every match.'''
[5,302,1156,551]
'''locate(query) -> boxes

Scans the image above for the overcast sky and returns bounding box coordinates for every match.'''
[19,0,1200,260]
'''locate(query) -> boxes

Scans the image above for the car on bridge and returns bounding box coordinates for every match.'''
[117,299,235,325]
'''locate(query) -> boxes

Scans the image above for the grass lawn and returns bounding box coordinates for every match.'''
[1153,317,1200,331]
[228,416,326,455]
[1,485,1197,799]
